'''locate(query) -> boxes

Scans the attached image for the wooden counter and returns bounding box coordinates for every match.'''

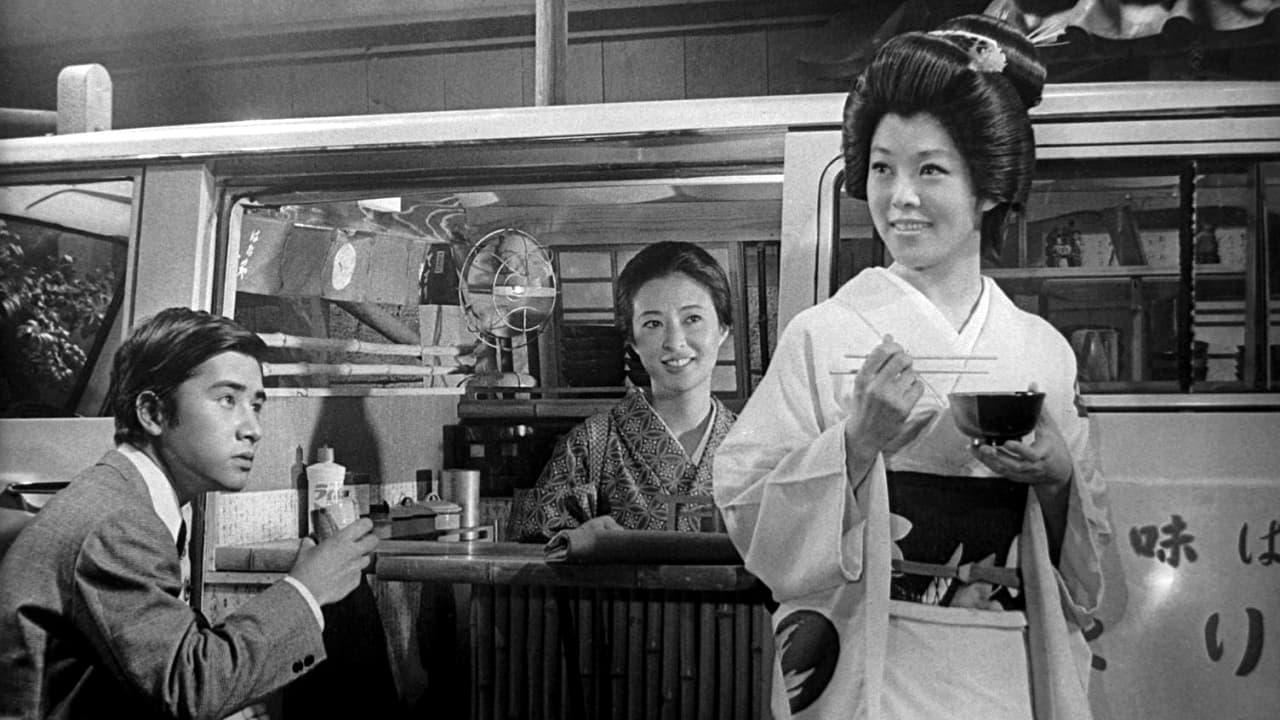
[214,539,763,593]
[212,539,774,719]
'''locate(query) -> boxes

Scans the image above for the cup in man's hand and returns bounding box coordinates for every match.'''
[310,496,358,541]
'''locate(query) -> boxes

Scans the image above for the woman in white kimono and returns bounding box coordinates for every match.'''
[713,14,1113,720]
[509,241,737,542]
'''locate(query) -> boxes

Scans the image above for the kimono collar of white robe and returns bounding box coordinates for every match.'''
[847,267,993,362]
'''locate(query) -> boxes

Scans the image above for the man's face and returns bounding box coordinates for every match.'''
[155,351,265,502]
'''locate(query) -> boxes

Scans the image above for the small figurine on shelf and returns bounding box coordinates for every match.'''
[1194,222,1220,265]
[1045,220,1082,267]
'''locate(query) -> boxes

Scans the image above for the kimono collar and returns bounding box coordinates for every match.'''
[877,269,991,344]
[612,390,722,481]
[840,268,993,357]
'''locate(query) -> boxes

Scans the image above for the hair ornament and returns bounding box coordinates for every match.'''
[929,29,1008,74]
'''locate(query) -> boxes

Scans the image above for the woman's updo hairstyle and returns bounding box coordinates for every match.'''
[842,13,1046,258]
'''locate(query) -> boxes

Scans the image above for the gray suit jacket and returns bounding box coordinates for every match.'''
[0,450,326,720]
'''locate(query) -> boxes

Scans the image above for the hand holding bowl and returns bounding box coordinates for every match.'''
[948,391,1045,445]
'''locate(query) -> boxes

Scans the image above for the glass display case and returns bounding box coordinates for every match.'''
[832,158,1279,396]
[228,174,782,404]
[0,179,133,418]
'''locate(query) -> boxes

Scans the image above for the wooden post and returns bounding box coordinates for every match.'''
[534,0,567,106]
[0,63,110,138]
[56,64,112,134]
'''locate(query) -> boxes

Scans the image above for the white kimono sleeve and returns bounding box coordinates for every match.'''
[713,313,869,602]
[1048,376,1114,624]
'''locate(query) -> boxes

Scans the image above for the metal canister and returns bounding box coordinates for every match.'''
[440,468,481,529]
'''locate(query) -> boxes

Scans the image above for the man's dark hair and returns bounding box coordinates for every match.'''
[108,307,267,445]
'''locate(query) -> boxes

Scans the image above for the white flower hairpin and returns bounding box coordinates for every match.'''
[929,29,1009,74]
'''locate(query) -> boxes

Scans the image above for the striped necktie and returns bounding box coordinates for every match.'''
[177,520,191,604]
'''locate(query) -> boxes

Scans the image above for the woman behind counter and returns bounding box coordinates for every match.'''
[713,14,1112,720]
[509,241,737,542]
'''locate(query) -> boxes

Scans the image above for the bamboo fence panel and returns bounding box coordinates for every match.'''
[734,601,751,718]
[678,597,696,720]
[526,587,543,720]
[474,585,494,720]
[610,591,628,720]
[716,601,733,720]
[626,593,644,720]
[755,605,773,718]
[660,595,679,720]
[540,587,558,720]
[509,587,527,720]
[697,603,715,720]
[463,585,774,720]
[644,599,662,718]
[578,590,596,719]
[493,588,509,720]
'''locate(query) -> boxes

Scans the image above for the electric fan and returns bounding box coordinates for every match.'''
[457,227,557,352]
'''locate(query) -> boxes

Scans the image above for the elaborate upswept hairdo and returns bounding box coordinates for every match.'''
[109,307,267,445]
[615,241,733,344]
[842,13,1046,257]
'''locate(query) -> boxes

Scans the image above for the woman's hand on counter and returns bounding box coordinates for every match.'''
[579,515,624,532]
[289,518,380,606]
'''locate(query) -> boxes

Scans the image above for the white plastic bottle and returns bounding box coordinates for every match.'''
[305,445,346,537]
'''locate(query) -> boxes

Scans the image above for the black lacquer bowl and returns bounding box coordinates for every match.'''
[948,391,1045,445]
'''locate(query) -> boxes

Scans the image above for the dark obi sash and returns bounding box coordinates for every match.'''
[886,470,1025,609]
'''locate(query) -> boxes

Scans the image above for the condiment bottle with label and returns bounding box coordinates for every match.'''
[306,445,346,537]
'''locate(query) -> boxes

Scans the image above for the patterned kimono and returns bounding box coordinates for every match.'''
[714,268,1114,720]
[508,390,737,543]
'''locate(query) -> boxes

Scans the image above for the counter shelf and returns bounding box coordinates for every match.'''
[212,537,775,719]
[213,538,764,593]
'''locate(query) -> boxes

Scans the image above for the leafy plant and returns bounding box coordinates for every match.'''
[0,220,116,398]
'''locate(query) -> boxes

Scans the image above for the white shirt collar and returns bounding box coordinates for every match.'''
[117,443,185,545]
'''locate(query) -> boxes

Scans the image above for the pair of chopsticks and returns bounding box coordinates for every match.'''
[831,353,995,376]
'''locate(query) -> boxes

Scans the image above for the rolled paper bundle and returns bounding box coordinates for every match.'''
[544,527,742,565]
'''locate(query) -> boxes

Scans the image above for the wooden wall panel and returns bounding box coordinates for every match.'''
[443,46,530,110]
[522,43,536,107]
[292,58,368,117]
[194,0,307,30]
[369,54,447,113]
[566,41,604,105]
[205,63,294,122]
[114,67,212,129]
[29,22,842,129]
[685,31,767,99]
[765,25,849,96]
[602,36,685,103]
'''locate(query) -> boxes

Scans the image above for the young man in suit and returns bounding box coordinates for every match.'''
[0,307,380,719]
